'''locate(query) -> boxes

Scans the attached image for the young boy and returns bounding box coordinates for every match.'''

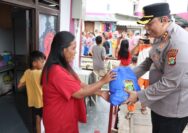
[92,35,107,77]
[17,50,46,133]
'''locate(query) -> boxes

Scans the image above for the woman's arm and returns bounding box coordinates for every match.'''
[72,71,116,99]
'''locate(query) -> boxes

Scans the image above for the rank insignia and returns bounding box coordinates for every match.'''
[167,49,178,65]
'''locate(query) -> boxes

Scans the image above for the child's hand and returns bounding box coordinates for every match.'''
[100,91,110,102]
[96,90,110,102]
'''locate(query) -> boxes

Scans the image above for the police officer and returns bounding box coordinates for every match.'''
[125,3,188,133]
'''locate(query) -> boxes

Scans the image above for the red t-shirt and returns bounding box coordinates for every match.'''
[118,52,132,66]
[42,65,86,133]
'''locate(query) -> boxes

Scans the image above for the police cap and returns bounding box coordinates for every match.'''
[137,3,170,25]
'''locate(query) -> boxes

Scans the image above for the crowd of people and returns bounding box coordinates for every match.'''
[81,29,142,58]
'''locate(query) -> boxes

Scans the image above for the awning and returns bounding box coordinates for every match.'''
[115,13,143,27]
[116,20,140,26]
[173,13,188,26]
[115,13,139,21]
[176,13,188,22]
[84,13,117,22]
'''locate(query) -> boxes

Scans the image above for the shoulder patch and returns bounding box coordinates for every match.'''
[167,49,178,65]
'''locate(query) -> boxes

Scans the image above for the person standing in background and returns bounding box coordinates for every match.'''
[132,38,152,114]
[118,39,132,66]
[117,39,134,119]
[102,32,110,56]
[92,35,107,77]
[115,31,128,58]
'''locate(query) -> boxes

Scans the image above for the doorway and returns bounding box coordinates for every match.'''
[0,2,34,132]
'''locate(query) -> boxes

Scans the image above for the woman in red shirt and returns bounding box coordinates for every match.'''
[41,31,115,133]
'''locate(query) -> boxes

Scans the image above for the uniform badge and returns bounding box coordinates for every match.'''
[167,49,178,65]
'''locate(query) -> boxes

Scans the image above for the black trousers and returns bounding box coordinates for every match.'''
[151,111,188,133]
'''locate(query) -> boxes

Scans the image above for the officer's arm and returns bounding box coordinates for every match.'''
[138,45,188,106]
[133,57,153,79]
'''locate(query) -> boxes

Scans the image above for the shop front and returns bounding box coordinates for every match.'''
[0,0,60,95]
[0,0,60,132]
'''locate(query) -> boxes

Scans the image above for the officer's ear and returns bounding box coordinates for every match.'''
[160,17,164,23]
[160,18,163,23]
[160,16,169,23]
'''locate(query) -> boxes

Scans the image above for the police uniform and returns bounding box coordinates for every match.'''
[134,3,188,133]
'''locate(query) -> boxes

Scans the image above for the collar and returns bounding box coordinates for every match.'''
[152,22,175,45]
[161,22,174,42]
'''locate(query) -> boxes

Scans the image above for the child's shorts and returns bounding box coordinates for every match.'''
[31,107,43,118]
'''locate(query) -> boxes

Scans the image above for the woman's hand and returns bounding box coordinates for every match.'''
[124,89,138,105]
[100,71,116,84]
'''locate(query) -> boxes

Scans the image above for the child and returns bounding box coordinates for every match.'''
[129,56,137,69]
[17,50,46,133]
[132,38,152,115]
[112,39,133,132]
[117,39,132,66]
[92,35,107,77]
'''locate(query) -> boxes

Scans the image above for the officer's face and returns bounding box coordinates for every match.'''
[144,17,165,38]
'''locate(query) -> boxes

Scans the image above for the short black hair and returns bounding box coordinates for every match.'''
[132,56,137,63]
[30,50,46,67]
[139,38,150,44]
[95,36,102,45]
[181,24,188,29]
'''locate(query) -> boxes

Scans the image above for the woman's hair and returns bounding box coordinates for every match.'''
[118,39,129,59]
[41,31,78,83]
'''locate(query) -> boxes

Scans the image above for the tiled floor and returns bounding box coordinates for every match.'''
[118,103,188,133]
[79,97,111,133]
[0,95,29,133]
[1,93,188,133]
[0,93,111,133]
[0,92,32,133]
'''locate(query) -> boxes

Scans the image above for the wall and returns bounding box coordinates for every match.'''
[166,0,188,14]
[86,0,134,16]
[136,0,188,15]
[0,29,13,53]
[13,11,27,55]
[60,0,83,69]
[60,0,71,31]
[0,4,13,53]
[94,22,101,32]
[73,19,82,70]
[0,4,12,29]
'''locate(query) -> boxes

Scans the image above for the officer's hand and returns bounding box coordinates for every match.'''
[124,89,138,105]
